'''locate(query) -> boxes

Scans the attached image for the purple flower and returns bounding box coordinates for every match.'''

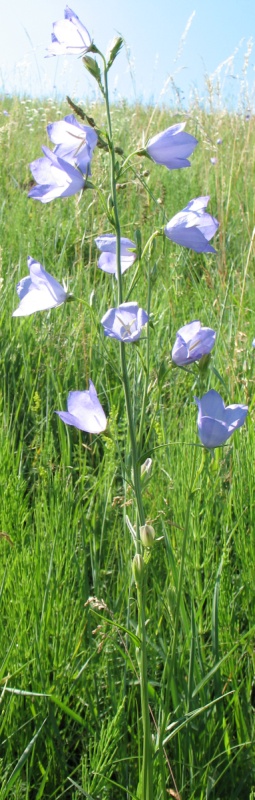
[28,145,85,203]
[164,196,219,253]
[172,320,216,366]
[195,389,248,448]
[210,157,217,165]
[47,114,98,175]
[216,138,222,145]
[46,6,91,56]
[101,302,148,342]
[95,235,136,277]
[55,381,107,433]
[146,123,198,170]
[13,257,69,316]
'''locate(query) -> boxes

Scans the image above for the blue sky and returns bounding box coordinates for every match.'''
[1,0,255,108]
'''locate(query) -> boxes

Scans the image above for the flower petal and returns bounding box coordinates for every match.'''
[197,416,229,448]
[195,390,225,420]
[165,223,216,253]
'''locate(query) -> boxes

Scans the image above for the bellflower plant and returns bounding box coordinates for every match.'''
[172,320,216,366]
[46,6,91,56]
[28,146,86,203]
[55,381,107,433]
[146,123,198,170]
[12,257,69,316]
[47,114,98,175]
[164,196,219,253]
[195,389,248,448]
[95,234,136,276]
[14,8,250,800]
[101,302,148,342]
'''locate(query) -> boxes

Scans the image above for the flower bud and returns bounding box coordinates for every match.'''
[90,289,95,307]
[141,458,152,481]
[107,194,114,211]
[107,36,123,68]
[132,553,144,585]
[140,524,155,548]
[83,56,103,90]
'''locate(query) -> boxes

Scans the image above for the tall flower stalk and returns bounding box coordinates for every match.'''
[102,52,153,800]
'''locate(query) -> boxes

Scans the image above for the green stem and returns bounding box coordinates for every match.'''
[138,268,151,452]
[137,572,153,800]
[125,230,161,307]
[103,61,123,303]
[104,60,145,532]
[103,60,153,800]
[117,148,144,173]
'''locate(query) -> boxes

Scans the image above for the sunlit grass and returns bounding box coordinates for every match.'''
[0,92,254,799]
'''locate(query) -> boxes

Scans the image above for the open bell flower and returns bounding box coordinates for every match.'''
[195,389,248,449]
[101,302,148,342]
[172,320,216,366]
[46,6,91,56]
[47,114,98,175]
[95,235,136,277]
[164,196,219,253]
[28,145,85,203]
[146,123,198,170]
[12,257,69,316]
[55,381,107,434]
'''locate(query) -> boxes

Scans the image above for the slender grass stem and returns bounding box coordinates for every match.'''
[137,572,153,800]
[157,445,198,798]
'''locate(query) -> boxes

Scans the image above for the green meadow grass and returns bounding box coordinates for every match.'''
[0,94,255,799]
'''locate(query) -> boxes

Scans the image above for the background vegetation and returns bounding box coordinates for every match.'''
[0,89,255,799]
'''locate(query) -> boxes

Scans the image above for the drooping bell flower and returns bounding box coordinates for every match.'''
[46,6,91,56]
[101,302,148,342]
[146,123,197,170]
[172,320,216,366]
[28,146,85,203]
[95,235,136,277]
[47,114,98,175]
[195,389,248,448]
[55,381,107,434]
[164,197,219,253]
[13,257,69,316]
